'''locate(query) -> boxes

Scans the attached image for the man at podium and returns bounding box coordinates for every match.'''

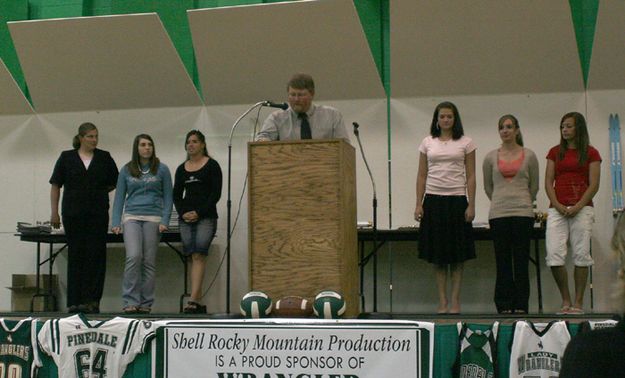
[256,73,350,142]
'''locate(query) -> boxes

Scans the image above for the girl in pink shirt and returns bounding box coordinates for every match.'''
[414,101,476,314]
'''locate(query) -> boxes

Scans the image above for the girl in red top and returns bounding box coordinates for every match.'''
[545,112,601,315]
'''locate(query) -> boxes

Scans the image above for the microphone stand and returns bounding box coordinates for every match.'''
[353,123,378,312]
[226,101,265,314]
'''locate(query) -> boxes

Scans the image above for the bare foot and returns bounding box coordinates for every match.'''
[437,302,448,314]
[449,303,461,314]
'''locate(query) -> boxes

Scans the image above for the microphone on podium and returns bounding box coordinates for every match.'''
[352,121,374,196]
[262,101,288,110]
[352,121,379,312]
[353,122,360,136]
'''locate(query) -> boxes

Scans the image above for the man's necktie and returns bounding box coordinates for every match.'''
[299,112,312,139]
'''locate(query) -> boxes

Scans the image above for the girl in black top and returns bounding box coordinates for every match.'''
[173,130,222,313]
[49,122,118,313]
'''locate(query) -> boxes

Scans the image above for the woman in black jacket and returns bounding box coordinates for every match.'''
[50,122,118,313]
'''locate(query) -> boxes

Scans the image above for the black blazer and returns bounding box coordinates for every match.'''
[50,148,118,217]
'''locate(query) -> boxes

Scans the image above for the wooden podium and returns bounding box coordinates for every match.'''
[248,139,358,317]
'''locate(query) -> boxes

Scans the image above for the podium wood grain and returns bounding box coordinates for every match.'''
[248,139,358,317]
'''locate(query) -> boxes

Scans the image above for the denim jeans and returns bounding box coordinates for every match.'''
[122,219,160,308]
[179,218,217,255]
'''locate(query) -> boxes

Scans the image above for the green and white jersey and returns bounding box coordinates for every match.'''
[455,321,499,378]
[0,318,41,378]
[38,314,157,378]
[509,320,570,378]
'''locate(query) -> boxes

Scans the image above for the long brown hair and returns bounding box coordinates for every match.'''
[127,134,160,178]
[185,130,210,160]
[498,114,524,146]
[430,101,464,140]
[558,112,590,166]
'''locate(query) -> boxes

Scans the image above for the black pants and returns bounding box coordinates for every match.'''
[489,216,533,313]
[63,213,108,307]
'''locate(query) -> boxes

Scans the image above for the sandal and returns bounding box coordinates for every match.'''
[137,307,152,314]
[556,306,571,315]
[123,305,139,314]
[568,307,585,315]
[183,301,207,314]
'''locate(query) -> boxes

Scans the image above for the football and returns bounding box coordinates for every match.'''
[273,296,313,318]
[240,291,272,318]
[313,290,346,319]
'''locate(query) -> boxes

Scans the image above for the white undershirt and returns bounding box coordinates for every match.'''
[81,158,92,170]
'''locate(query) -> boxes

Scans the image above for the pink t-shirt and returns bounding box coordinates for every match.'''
[546,145,602,206]
[419,135,476,196]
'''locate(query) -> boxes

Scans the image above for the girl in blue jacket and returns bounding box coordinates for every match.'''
[112,134,173,314]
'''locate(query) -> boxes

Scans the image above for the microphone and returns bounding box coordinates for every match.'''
[262,101,288,110]
[353,121,379,312]
[352,121,376,198]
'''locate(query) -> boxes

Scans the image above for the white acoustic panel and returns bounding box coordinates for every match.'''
[0,59,33,115]
[9,13,202,112]
[587,1,625,90]
[188,0,385,105]
[391,0,584,97]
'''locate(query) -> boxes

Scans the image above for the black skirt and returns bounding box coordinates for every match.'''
[418,194,476,265]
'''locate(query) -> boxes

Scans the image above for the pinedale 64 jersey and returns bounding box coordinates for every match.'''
[38,314,157,378]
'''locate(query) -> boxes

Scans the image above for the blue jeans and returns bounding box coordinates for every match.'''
[179,218,217,255]
[122,219,160,308]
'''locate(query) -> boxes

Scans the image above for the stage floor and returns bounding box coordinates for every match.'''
[1,310,620,323]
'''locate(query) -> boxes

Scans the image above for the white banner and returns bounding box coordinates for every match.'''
[155,319,434,378]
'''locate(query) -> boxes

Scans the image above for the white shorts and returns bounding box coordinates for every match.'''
[545,206,595,267]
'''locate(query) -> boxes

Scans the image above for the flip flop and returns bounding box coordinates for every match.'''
[123,305,139,314]
[556,306,570,315]
[568,307,585,315]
